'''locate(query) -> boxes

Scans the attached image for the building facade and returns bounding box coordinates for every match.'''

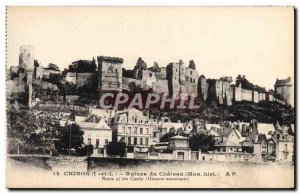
[110,108,156,149]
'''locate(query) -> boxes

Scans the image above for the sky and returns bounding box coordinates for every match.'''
[7,7,294,90]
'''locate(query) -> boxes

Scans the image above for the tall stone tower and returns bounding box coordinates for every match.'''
[166,59,198,98]
[19,45,34,71]
[97,56,123,92]
[18,45,34,107]
[274,77,292,105]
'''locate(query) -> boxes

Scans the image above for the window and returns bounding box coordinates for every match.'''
[145,138,149,146]
[149,73,152,77]
[190,78,192,83]
[134,138,137,145]
[146,128,149,134]
[128,137,131,145]
[134,127,137,134]
[190,71,192,75]
[134,118,137,123]
[284,144,288,152]
[284,153,288,159]
[96,139,99,148]
[100,148,104,154]
[105,139,108,145]
[120,126,125,133]
[88,138,91,145]
[140,128,143,134]
[140,138,143,145]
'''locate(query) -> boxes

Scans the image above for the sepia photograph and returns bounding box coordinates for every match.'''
[5,6,295,189]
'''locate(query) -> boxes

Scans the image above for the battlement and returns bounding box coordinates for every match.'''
[97,56,123,63]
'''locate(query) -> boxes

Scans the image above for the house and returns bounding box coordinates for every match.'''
[208,129,221,142]
[110,108,155,150]
[273,130,294,162]
[253,134,268,162]
[215,127,245,153]
[76,114,112,157]
[159,121,185,136]
[168,135,190,160]
[267,138,276,155]
[184,120,194,134]
[89,108,115,123]
[257,123,276,139]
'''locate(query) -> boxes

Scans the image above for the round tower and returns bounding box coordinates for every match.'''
[19,45,34,71]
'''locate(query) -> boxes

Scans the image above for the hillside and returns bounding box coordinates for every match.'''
[164,100,294,125]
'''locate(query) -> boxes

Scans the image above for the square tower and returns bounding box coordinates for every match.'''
[97,56,123,92]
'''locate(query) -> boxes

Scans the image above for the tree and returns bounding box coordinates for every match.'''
[55,124,84,155]
[77,144,94,156]
[189,134,215,152]
[45,63,60,71]
[160,130,176,142]
[128,82,142,93]
[34,60,40,67]
[68,59,96,73]
[106,142,126,157]
[122,68,134,78]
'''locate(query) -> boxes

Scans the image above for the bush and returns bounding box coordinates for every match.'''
[106,142,126,157]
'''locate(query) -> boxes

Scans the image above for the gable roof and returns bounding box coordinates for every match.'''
[216,128,245,147]
[257,123,275,139]
[78,114,111,130]
[170,135,189,140]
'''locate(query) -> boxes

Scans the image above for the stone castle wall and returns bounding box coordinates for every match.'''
[152,79,169,95]
[198,76,208,100]
[6,79,26,95]
[122,77,144,90]
[35,67,44,80]
[142,70,157,88]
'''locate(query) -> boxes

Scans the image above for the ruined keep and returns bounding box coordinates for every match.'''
[97,56,123,92]
[274,77,292,105]
[19,45,34,71]
[166,60,198,97]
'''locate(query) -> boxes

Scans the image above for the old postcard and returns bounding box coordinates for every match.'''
[6,6,295,189]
